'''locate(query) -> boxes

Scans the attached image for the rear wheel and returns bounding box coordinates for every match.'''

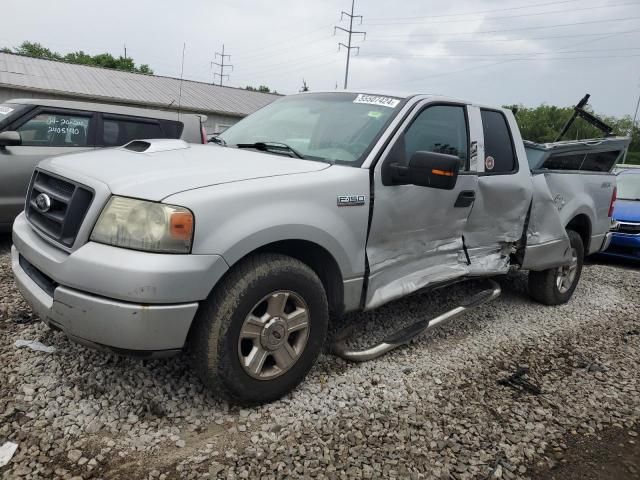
[188,253,328,404]
[528,230,584,305]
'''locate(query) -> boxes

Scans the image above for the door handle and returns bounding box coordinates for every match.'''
[454,190,476,208]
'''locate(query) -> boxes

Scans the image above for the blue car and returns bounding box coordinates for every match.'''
[603,168,640,260]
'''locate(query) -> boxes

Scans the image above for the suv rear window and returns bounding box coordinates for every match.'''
[102,118,164,147]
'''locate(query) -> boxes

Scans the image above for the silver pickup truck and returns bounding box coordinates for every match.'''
[11,92,627,403]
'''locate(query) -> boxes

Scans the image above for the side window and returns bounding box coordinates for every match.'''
[17,111,91,147]
[102,117,164,147]
[158,120,183,139]
[480,109,516,174]
[403,105,469,170]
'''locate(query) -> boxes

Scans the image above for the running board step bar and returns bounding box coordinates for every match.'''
[332,279,501,362]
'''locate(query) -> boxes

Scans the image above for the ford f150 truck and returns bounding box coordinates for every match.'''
[11,92,627,403]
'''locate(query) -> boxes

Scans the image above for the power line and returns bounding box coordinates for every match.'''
[360,47,640,60]
[363,29,640,44]
[368,32,628,89]
[237,51,338,77]
[334,0,366,89]
[363,2,638,26]
[233,24,335,61]
[372,16,640,38]
[211,44,233,86]
[366,0,584,21]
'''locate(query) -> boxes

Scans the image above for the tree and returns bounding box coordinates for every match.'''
[3,41,153,74]
[506,103,640,165]
[245,85,273,93]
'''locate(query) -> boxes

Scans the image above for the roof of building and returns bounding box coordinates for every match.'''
[0,52,278,117]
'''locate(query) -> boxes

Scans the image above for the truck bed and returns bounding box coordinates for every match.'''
[522,136,630,263]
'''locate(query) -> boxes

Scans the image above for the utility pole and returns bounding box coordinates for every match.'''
[211,44,233,86]
[334,0,365,89]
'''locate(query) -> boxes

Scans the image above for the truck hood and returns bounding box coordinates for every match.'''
[39,142,330,201]
[613,199,640,223]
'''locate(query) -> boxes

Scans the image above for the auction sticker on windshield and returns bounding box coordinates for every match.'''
[0,106,14,115]
[354,94,400,108]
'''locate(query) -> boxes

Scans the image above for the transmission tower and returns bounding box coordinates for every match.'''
[211,44,233,86]
[334,0,366,89]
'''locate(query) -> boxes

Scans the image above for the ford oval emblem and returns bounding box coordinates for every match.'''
[35,193,51,213]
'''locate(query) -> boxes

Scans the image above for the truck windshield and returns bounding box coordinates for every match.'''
[218,92,404,166]
[617,172,640,200]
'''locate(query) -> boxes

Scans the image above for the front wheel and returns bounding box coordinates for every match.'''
[528,230,584,305]
[188,253,329,404]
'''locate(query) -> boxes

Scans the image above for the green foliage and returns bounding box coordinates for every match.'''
[507,103,640,165]
[245,85,272,93]
[4,41,153,74]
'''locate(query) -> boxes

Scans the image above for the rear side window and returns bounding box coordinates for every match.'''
[102,117,164,147]
[481,109,516,174]
[17,111,92,147]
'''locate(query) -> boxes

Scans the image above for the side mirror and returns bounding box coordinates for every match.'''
[0,131,21,147]
[389,150,461,189]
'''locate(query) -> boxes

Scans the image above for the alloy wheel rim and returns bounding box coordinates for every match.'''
[237,290,310,380]
[556,247,579,294]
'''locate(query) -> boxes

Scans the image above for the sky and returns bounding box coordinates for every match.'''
[2,0,640,118]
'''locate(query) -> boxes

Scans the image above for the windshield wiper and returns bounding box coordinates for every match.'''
[235,141,306,159]
[209,136,227,146]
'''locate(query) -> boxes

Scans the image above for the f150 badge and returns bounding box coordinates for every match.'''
[337,195,366,207]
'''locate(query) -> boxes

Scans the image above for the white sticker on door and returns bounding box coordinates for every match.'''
[353,94,400,108]
[0,106,14,115]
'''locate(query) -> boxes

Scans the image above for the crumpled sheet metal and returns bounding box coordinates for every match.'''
[464,175,532,247]
[465,244,512,276]
[365,239,512,310]
[366,237,467,310]
[522,174,571,270]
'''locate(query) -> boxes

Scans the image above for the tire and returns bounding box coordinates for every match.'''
[188,253,329,404]
[528,230,584,306]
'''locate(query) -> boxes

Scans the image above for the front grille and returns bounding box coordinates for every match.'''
[617,222,640,235]
[26,170,94,247]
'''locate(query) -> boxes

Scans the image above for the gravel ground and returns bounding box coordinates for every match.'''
[1,232,639,480]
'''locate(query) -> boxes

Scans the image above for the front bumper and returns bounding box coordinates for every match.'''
[12,247,198,354]
[11,213,229,354]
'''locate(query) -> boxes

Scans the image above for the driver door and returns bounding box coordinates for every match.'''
[365,101,479,309]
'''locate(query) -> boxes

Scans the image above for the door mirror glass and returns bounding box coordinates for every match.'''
[390,150,460,189]
[0,131,21,147]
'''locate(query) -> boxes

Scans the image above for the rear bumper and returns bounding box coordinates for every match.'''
[12,246,199,354]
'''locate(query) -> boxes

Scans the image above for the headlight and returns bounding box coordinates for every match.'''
[91,196,194,253]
